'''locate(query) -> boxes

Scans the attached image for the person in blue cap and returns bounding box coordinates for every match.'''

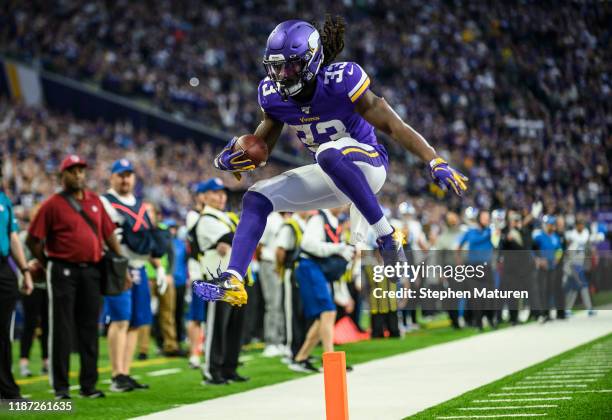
[533,215,562,323]
[163,218,189,346]
[190,178,251,384]
[100,159,168,392]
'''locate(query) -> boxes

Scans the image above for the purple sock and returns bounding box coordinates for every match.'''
[316,148,384,225]
[227,190,273,277]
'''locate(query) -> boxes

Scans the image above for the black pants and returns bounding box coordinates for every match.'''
[204,301,246,379]
[174,284,186,343]
[535,268,564,318]
[283,271,307,358]
[241,281,263,345]
[0,258,20,398]
[469,265,496,328]
[371,312,400,338]
[20,288,49,359]
[47,260,102,394]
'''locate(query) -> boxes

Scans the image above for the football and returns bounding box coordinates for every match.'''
[234,134,268,167]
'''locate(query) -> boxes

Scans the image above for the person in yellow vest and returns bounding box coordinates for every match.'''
[195,178,250,385]
[289,207,354,373]
[274,211,311,362]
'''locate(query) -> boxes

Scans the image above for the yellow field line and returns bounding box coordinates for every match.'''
[16,357,174,385]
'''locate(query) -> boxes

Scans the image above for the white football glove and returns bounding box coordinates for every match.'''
[156,266,168,296]
[338,243,355,262]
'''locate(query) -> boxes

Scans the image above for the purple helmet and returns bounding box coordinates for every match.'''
[263,20,324,100]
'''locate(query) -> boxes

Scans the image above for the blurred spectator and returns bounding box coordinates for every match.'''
[274,211,310,361]
[144,205,183,358]
[18,204,49,378]
[0,1,608,212]
[196,179,248,385]
[257,212,285,358]
[532,216,563,323]
[166,219,188,345]
[0,172,32,401]
[458,210,496,330]
[26,155,119,399]
[290,208,354,373]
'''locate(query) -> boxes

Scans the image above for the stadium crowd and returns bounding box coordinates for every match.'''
[1,0,609,213]
[0,0,610,403]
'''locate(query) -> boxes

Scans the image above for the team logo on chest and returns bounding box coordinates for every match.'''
[301,106,311,114]
[92,205,99,213]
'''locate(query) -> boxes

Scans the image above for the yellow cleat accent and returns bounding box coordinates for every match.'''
[221,276,248,306]
[392,229,407,246]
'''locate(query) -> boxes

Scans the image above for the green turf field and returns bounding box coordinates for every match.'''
[5,319,482,419]
[6,296,611,419]
[409,333,612,420]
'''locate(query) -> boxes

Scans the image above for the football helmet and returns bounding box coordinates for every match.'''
[263,20,324,100]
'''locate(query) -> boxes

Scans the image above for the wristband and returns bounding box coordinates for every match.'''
[429,157,446,169]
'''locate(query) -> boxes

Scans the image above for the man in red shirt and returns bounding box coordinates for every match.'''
[26,155,124,400]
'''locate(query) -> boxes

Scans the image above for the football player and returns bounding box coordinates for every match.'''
[193,16,468,305]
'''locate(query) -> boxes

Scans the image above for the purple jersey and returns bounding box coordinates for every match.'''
[258,62,386,158]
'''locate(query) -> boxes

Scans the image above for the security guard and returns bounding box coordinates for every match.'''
[195,178,249,385]
[27,155,122,399]
[0,180,33,401]
[274,211,310,361]
[185,181,209,369]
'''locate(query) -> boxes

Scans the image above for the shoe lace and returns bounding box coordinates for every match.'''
[204,264,226,283]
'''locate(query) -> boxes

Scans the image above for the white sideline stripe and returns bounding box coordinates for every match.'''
[133,310,612,420]
[437,415,547,419]
[519,379,596,383]
[543,368,609,372]
[564,356,612,359]
[458,405,557,410]
[528,374,604,378]
[559,362,612,366]
[473,397,572,402]
[534,371,605,375]
[490,390,612,396]
[147,368,182,377]
[21,395,31,398]
[559,362,612,365]
[561,361,612,365]
[502,385,587,389]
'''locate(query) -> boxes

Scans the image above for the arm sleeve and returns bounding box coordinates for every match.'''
[343,62,371,104]
[8,201,18,233]
[257,78,275,113]
[301,215,344,258]
[99,199,117,240]
[457,230,468,248]
[27,199,51,240]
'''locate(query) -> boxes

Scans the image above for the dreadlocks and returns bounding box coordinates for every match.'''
[313,14,345,66]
